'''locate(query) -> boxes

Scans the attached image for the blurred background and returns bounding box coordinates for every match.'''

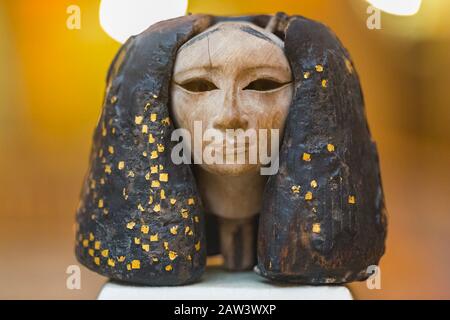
[0,0,449,299]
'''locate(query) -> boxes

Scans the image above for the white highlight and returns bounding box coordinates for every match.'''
[366,0,422,16]
[99,0,189,43]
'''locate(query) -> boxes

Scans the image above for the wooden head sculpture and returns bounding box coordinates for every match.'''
[75,13,387,286]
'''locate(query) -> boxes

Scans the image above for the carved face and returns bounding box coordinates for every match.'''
[171,22,293,176]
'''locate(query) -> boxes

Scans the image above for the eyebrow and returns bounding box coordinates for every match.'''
[239,25,278,45]
[179,28,220,50]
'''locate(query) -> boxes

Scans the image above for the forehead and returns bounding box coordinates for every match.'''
[173,22,289,74]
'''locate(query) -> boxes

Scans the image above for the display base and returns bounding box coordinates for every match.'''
[97,267,353,300]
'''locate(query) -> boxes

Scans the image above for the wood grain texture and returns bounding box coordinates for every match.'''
[75,15,213,286]
[75,13,387,286]
[257,14,387,284]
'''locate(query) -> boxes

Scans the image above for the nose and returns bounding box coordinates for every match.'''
[213,88,248,131]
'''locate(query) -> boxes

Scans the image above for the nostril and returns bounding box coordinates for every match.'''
[214,116,248,131]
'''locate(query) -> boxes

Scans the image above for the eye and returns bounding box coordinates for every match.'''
[243,78,288,91]
[178,79,218,92]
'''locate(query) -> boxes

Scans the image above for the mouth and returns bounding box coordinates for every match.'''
[207,141,252,155]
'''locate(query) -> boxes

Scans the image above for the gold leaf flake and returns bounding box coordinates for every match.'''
[141,225,149,234]
[138,204,145,212]
[104,165,112,174]
[150,234,159,242]
[187,198,195,205]
[315,65,324,72]
[134,237,141,245]
[157,144,165,153]
[135,116,143,125]
[101,249,109,257]
[322,79,328,88]
[170,226,178,235]
[160,189,166,200]
[161,117,170,126]
[348,195,356,204]
[148,134,155,144]
[150,114,157,122]
[291,186,301,194]
[150,151,158,159]
[170,198,177,205]
[303,72,311,79]
[151,180,160,188]
[164,242,169,250]
[168,251,178,261]
[108,146,114,154]
[181,209,189,219]
[153,204,161,212]
[94,241,101,250]
[311,180,318,189]
[142,125,148,134]
[126,221,135,229]
[94,257,100,265]
[142,244,150,252]
[117,256,125,262]
[98,199,104,208]
[165,265,173,272]
[195,241,201,251]
[131,260,140,269]
[302,153,311,162]
[305,192,313,201]
[312,223,321,233]
[107,258,115,267]
[327,144,335,152]
[150,165,158,174]
[118,161,125,170]
[159,173,168,182]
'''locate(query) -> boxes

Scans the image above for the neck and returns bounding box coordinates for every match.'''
[194,167,267,219]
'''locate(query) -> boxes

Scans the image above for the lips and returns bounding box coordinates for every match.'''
[206,141,255,156]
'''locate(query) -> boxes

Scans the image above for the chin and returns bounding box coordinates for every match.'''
[199,163,260,177]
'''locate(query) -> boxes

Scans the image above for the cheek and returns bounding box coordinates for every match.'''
[171,88,213,131]
[241,85,293,130]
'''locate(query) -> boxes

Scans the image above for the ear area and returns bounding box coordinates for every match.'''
[75,14,213,286]
[257,16,387,284]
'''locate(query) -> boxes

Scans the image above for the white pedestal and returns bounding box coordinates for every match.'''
[98,267,353,300]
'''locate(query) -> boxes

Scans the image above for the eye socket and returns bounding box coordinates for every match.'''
[243,78,288,91]
[178,79,218,92]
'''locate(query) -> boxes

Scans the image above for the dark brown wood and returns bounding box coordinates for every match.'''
[75,15,213,286]
[257,14,387,284]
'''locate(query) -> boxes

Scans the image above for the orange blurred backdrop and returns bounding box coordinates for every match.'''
[0,0,449,299]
